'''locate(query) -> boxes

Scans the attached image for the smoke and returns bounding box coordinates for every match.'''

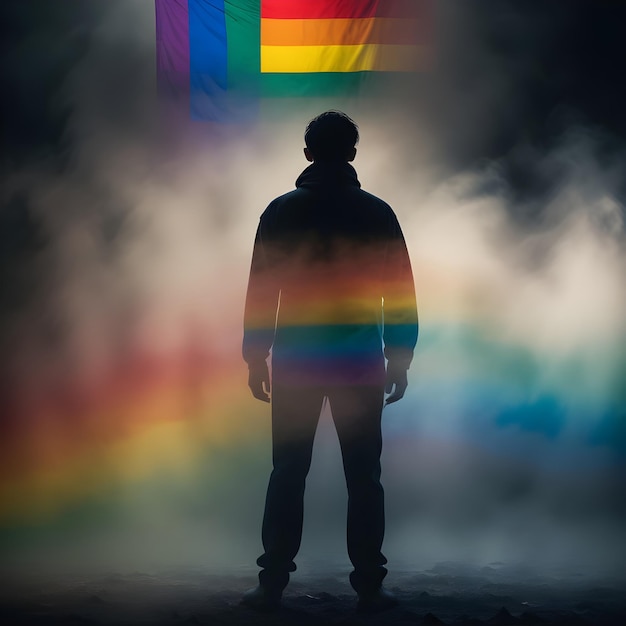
[1,1,625,583]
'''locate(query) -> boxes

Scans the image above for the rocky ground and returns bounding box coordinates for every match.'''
[1,562,624,625]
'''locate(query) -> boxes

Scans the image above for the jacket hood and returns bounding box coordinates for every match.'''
[295,161,361,191]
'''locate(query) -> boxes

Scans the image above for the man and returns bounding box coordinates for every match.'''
[242,111,418,612]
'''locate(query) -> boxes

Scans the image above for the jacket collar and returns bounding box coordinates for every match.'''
[295,161,361,190]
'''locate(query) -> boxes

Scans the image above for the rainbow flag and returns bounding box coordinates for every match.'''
[155,0,433,120]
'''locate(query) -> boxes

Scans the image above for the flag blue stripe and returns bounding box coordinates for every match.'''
[188,0,228,120]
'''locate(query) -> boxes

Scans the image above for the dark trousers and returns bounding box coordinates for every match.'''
[257,384,388,594]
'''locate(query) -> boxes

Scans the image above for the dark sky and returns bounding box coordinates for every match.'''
[432,0,626,212]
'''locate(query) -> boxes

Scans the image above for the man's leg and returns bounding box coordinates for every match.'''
[327,386,388,595]
[256,385,325,593]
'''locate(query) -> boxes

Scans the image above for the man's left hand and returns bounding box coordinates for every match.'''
[248,360,271,403]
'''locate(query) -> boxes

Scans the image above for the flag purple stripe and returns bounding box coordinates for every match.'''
[155,0,190,96]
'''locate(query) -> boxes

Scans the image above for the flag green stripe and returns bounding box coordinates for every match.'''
[261,73,367,97]
[224,0,260,94]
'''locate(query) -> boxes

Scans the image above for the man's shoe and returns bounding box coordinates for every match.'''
[356,586,398,613]
[241,585,282,611]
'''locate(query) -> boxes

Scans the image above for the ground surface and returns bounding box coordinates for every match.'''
[1,563,624,626]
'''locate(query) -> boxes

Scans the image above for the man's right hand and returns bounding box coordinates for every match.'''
[248,361,271,403]
[384,363,408,405]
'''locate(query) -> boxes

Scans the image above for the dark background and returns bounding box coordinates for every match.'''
[3,1,626,204]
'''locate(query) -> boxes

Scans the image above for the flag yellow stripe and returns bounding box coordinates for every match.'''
[261,18,421,46]
[261,44,426,73]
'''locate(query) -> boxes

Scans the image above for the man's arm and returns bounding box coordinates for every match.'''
[243,215,280,403]
[382,215,418,404]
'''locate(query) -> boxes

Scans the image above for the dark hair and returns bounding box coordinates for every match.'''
[304,110,359,161]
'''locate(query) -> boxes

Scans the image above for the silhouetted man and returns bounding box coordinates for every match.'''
[242,111,418,612]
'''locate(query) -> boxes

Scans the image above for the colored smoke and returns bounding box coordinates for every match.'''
[1,1,624,582]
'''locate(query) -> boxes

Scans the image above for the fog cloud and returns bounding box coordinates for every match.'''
[1,1,624,583]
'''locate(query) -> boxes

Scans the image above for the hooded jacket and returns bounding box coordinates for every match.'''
[243,161,418,386]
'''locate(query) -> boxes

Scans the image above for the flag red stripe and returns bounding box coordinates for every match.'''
[261,0,427,20]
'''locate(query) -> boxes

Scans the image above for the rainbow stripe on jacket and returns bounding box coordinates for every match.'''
[243,161,419,386]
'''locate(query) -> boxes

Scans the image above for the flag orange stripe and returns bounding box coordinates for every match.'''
[261,17,424,47]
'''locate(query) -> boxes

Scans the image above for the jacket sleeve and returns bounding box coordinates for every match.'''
[382,214,419,370]
[242,213,280,367]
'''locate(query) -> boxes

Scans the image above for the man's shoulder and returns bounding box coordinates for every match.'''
[258,188,313,226]
[355,188,394,213]
[262,188,307,211]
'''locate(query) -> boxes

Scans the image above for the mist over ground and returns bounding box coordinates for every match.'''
[1,1,625,586]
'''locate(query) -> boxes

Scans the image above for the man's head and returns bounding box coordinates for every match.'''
[304,111,359,163]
